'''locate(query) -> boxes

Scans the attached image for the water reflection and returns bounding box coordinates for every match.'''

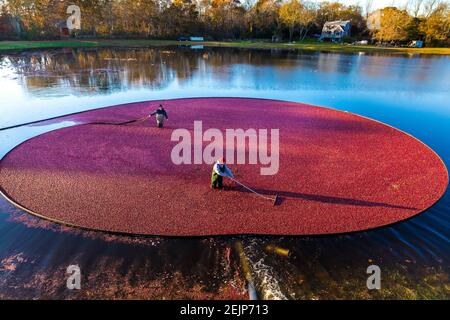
[1,47,449,130]
[4,48,448,94]
[0,47,449,299]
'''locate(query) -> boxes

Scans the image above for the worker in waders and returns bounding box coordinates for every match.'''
[211,157,234,190]
[150,105,168,128]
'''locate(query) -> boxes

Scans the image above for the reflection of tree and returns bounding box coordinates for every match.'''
[3,46,424,97]
[3,47,313,97]
[4,48,202,95]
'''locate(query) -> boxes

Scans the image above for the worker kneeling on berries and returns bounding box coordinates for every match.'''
[211,157,233,190]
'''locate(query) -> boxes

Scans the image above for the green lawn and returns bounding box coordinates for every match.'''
[1,39,449,55]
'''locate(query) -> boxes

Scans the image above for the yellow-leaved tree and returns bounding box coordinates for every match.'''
[278,0,316,42]
[420,3,450,46]
[374,7,411,43]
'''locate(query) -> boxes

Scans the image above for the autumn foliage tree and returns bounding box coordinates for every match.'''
[373,7,412,43]
[248,0,280,38]
[278,0,317,42]
[0,0,448,46]
[419,2,450,45]
[0,5,16,39]
[203,0,247,39]
[164,0,201,37]
[278,0,301,42]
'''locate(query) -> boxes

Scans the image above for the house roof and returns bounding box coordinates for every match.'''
[322,20,351,32]
[324,20,351,28]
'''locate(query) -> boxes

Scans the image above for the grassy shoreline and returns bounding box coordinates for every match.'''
[0,39,449,55]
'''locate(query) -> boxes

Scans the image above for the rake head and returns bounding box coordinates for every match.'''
[273,194,281,206]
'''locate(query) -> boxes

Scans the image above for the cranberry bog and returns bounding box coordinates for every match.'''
[0,98,447,236]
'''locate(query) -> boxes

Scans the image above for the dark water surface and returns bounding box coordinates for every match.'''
[0,47,449,299]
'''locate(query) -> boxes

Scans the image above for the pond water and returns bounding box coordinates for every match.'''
[0,47,449,299]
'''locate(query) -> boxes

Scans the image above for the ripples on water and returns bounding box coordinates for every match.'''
[0,47,449,299]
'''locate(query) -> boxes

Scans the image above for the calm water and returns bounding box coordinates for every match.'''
[0,47,449,299]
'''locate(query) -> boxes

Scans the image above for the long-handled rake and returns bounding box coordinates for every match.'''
[228,177,280,206]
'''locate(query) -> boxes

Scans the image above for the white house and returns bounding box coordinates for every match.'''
[320,20,351,41]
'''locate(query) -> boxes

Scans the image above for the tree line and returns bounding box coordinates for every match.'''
[0,0,449,46]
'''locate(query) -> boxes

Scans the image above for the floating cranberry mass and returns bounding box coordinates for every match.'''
[0,98,447,236]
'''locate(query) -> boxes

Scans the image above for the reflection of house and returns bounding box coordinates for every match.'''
[367,9,382,31]
[320,20,351,41]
